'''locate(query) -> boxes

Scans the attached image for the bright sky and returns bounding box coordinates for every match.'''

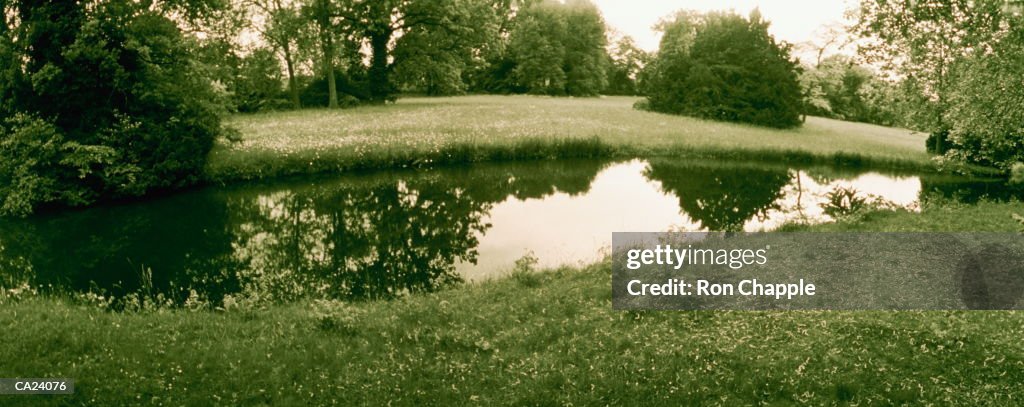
[592,0,856,52]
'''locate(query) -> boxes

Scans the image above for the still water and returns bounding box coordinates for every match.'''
[0,159,1012,307]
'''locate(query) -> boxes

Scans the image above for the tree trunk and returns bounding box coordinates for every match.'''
[368,31,391,104]
[283,44,300,109]
[324,43,338,109]
[317,0,338,108]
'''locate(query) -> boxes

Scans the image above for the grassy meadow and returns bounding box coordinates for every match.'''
[208,95,935,182]
[3,95,1022,405]
[2,202,1024,405]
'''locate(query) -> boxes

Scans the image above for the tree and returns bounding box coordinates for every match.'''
[390,0,506,95]
[507,0,609,96]
[246,0,311,108]
[641,10,804,128]
[798,55,903,126]
[943,26,1024,169]
[853,0,1007,133]
[0,0,228,216]
[605,34,649,95]
[332,0,493,103]
[509,2,567,94]
[307,0,340,108]
[797,22,851,67]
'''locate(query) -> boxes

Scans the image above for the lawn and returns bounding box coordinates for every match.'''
[2,200,1023,405]
[208,95,933,182]
[3,96,1021,405]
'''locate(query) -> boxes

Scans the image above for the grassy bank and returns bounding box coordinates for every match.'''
[784,198,1024,232]
[207,95,937,182]
[3,202,1024,405]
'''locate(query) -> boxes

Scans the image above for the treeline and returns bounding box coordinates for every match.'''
[194,0,646,110]
[637,2,1024,170]
[0,0,641,215]
[4,0,1024,216]
[814,0,1024,170]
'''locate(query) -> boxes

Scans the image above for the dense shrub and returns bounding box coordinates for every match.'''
[233,48,290,113]
[926,129,952,155]
[0,1,226,216]
[799,56,904,127]
[641,10,803,128]
[300,70,370,108]
[0,115,109,215]
[942,30,1024,170]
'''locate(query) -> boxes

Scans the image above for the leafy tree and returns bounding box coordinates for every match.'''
[855,0,1024,167]
[943,26,1024,169]
[561,0,608,95]
[508,2,567,94]
[331,0,495,103]
[246,0,312,108]
[0,0,228,216]
[641,10,803,128]
[390,0,506,95]
[234,47,290,112]
[605,34,649,96]
[306,0,342,108]
[508,0,608,96]
[853,0,1007,133]
[798,55,902,126]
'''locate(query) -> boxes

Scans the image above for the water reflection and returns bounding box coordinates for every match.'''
[0,159,1013,306]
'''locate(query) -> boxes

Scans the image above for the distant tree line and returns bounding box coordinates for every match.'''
[193,0,646,110]
[4,0,1024,216]
[638,1,1024,170]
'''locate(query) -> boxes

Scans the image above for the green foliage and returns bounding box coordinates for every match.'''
[234,48,290,112]
[854,0,1008,132]
[0,1,225,215]
[0,115,107,216]
[508,0,608,96]
[641,10,803,128]
[1010,162,1024,185]
[926,129,952,155]
[605,35,649,96]
[942,28,1024,170]
[299,69,368,107]
[391,0,504,96]
[799,56,903,126]
[333,0,501,103]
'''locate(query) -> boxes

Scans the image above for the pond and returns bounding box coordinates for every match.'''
[0,159,1014,308]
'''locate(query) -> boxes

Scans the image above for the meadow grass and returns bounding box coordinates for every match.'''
[784,198,1024,232]
[3,96,1019,405]
[207,95,938,182]
[2,201,1024,405]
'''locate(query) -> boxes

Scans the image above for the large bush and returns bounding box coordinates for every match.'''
[299,70,369,108]
[0,1,226,216]
[641,10,803,128]
[799,55,904,127]
[942,30,1024,170]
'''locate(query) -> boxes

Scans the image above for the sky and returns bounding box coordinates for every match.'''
[591,0,857,52]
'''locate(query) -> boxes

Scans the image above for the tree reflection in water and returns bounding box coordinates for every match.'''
[0,159,1010,307]
[644,159,792,232]
[0,160,604,306]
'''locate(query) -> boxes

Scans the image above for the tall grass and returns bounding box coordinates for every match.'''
[3,258,1023,405]
[206,96,945,183]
